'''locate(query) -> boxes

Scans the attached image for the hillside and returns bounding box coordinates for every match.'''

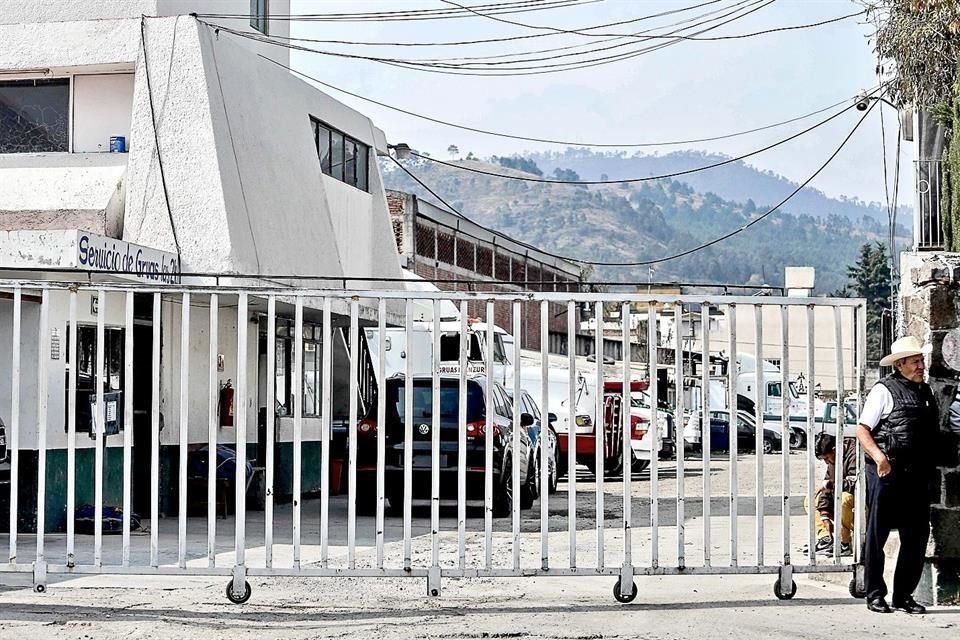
[526,149,912,226]
[381,153,910,294]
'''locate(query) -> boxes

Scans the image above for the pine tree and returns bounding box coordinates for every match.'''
[843,242,892,363]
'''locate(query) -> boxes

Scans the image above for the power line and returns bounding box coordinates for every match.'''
[388,97,878,267]
[240,0,729,47]
[405,100,857,185]
[375,0,763,67]
[441,0,863,41]
[257,48,872,149]
[202,2,775,77]
[384,0,754,64]
[139,17,182,265]
[196,0,596,22]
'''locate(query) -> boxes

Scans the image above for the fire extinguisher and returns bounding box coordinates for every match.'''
[219,380,234,427]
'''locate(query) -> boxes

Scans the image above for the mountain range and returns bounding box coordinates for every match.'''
[381,148,911,294]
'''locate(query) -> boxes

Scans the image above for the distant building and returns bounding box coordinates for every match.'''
[386,190,585,352]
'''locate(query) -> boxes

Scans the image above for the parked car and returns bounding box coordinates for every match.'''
[356,375,533,517]
[684,409,782,455]
[512,389,559,498]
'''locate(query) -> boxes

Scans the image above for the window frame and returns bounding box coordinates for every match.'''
[0,77,71,154]
[309,116,371,192]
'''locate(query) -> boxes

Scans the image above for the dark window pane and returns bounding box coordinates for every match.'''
[0,78,69,153]
[250,0,268,33]
[330,131,344,181]
[344,139,356,187]
[315,121,331,175]
[356,144,368,191]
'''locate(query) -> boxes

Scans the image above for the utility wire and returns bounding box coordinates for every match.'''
[406,100,859,185]
[384,0,753,64]
[387,98,878,267]
[442,0,863,41]
[202,2,775,77]
[196,0,596,22]
[260,52,869,148]
[371,0,761,66]
[240,0,728,47]
[139,17,182,265]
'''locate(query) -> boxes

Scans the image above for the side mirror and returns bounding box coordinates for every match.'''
[548,412,558,423]
[520,412,535,427]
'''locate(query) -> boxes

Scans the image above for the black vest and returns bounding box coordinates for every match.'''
[871,373,937,467]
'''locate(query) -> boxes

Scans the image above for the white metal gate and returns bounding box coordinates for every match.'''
[0,280,868,603]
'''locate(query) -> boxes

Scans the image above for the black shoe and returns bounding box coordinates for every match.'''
[839,542,853,557]
[867,597,892,613]
[815,536,834,553]
[892,595,926,614]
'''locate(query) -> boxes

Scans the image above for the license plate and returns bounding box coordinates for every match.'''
[413,454,446,468]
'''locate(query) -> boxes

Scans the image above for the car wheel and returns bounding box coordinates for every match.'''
[631,458,650,473]
[493,458,514,517]
[520,453,538,509]
[763,437,775,455]
[789,429,803,450]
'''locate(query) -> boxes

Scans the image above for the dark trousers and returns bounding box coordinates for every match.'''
[863,462,930,602]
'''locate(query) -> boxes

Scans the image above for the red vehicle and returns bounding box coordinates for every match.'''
[555,379,649,478]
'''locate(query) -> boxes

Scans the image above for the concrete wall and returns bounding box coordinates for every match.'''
[72,73,135,153]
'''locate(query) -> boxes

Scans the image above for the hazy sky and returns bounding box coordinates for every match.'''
[291,0,912,207]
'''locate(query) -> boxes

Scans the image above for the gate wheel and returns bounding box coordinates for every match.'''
[773,578,797,600]
[613,580,638,603]
[226,580,252,604]
[848,577,867,599]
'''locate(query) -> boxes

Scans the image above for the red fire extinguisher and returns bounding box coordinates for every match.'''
[219,380,234,427]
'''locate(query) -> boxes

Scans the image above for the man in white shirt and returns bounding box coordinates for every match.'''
[857,336,937,615]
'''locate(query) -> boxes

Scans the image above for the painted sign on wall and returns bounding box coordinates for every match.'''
[76,232,180,284]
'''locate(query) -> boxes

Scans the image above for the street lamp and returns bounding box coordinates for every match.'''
[387,142,412,160]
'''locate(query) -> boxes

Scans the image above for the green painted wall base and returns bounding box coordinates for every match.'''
[0,441,330,533]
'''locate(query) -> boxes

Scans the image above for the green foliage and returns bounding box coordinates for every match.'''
[844,242,892,362]
[553,167,581,182]
[497,155,544,176]
[862,0,960,109]
[942,57,960,251]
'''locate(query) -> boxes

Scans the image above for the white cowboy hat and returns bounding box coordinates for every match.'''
[879,336,930,367]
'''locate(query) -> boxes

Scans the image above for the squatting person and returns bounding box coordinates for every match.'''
[805,432,856,556]
[856,336,937,614]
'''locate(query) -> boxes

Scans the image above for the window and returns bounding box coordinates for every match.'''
[272,319,324,417]
[64,325,125,433]
[250,0,269,34]
[310,117,370,191]
[767,382,781,398]
[0,78,70,153]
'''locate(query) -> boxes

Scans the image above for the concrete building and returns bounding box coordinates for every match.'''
[0,1,406,531]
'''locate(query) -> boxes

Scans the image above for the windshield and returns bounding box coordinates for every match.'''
[387,379,484,422]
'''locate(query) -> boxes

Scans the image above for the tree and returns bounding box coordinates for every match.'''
[447,144,459,159]
[862,1,960,109]
[842,242,892,363]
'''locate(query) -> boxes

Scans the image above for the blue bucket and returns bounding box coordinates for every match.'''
[110,136,126,153]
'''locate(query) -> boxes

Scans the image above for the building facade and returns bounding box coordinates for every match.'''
[0,1,406,531]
